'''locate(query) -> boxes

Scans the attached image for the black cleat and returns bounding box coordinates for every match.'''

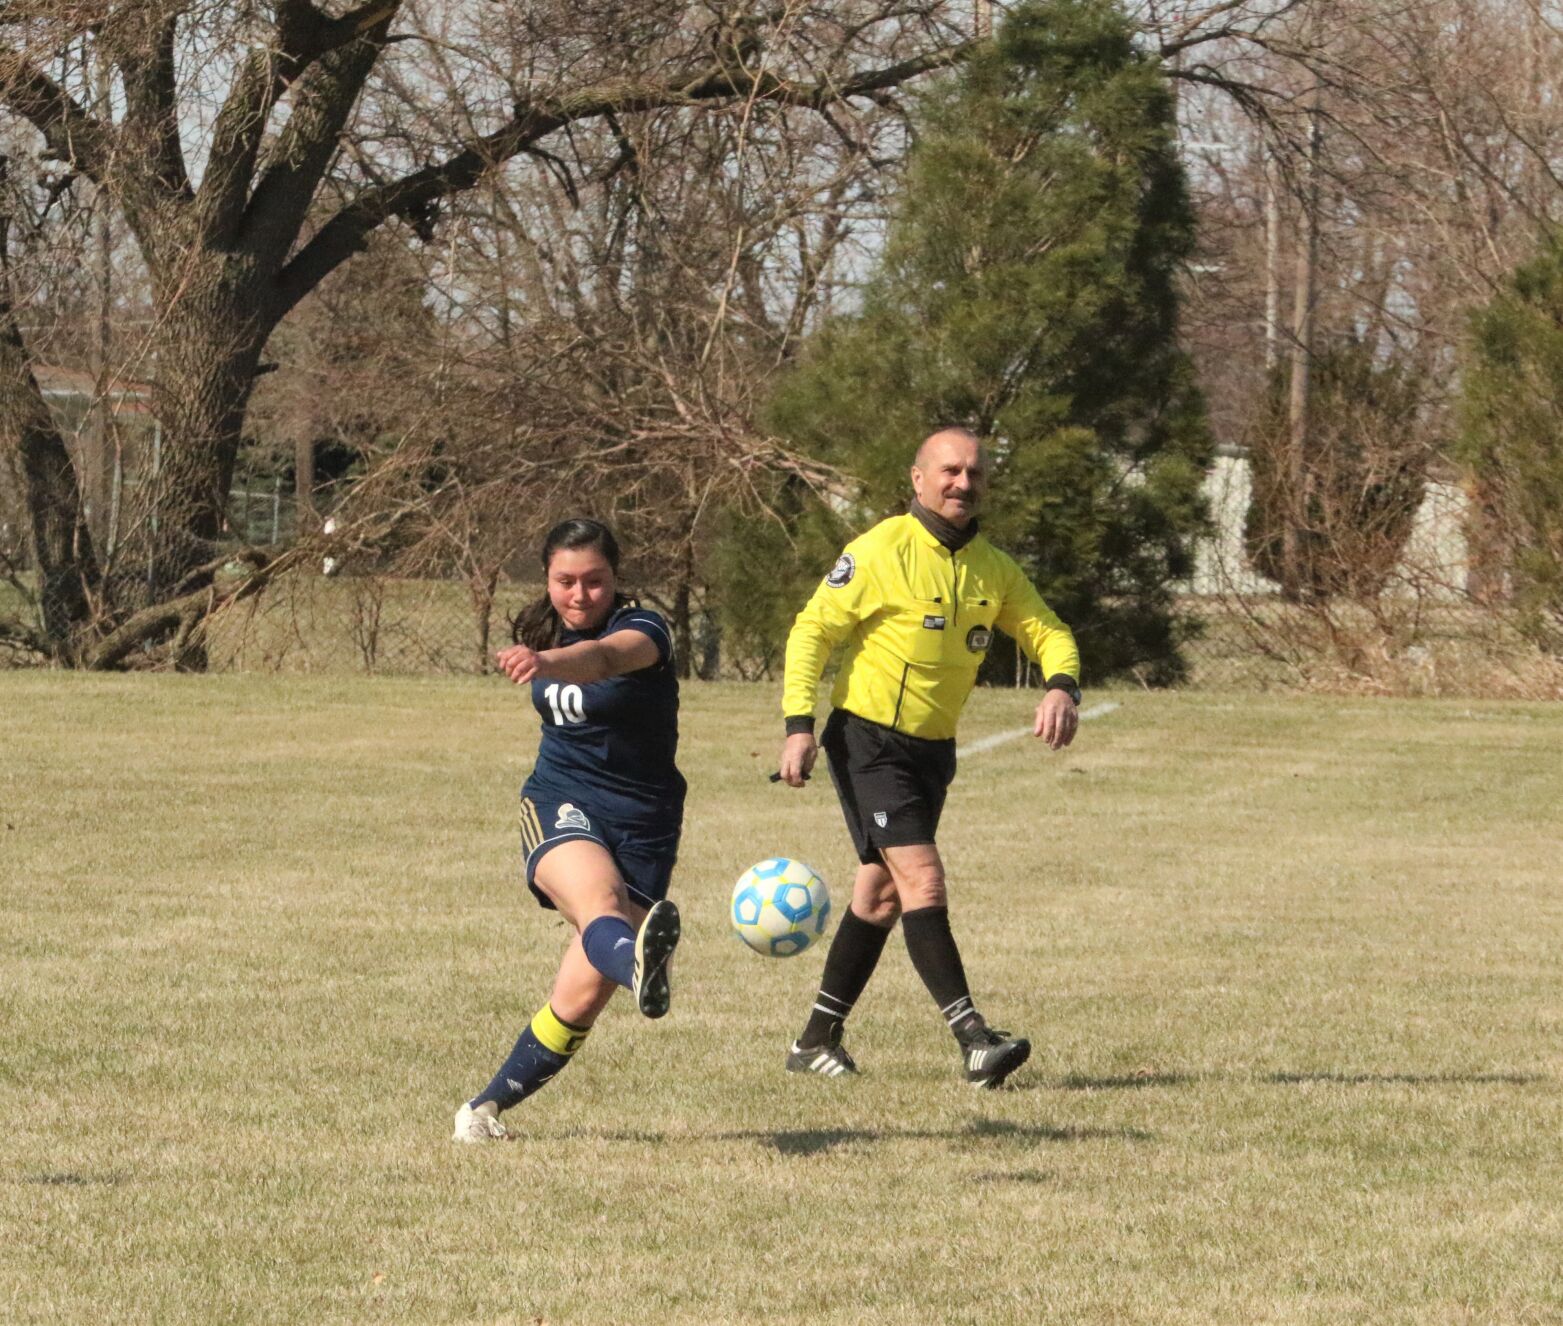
[786,1034,859,1078]
[632,900,680,1018]
[962,1027,1031,1089]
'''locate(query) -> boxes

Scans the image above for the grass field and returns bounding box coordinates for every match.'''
[3,675,1561,1324]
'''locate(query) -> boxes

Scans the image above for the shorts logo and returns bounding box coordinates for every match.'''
[923,615,946,630]
[826,553,855,588]
[873,811,888,828]
[555,803,591,832]
[966,626,993,653]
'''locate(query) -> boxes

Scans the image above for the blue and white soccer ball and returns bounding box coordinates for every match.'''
[731,858,831,957]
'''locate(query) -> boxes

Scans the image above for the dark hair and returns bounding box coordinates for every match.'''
[510,518,631,649]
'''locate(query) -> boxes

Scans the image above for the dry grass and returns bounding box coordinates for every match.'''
[2,676,1561,1323]
[1183,596,1563,699]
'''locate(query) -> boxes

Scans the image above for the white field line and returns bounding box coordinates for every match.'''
[956,701,1121,757]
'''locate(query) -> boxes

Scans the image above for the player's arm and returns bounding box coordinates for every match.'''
[778,544,881,785]
[496,630,661,686]
[993,560,1082,751]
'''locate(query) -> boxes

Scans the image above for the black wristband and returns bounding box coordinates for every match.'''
[784,715,816,737]
[1044,674,1081,706]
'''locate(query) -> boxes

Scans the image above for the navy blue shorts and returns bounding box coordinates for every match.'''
[518,787,682,911]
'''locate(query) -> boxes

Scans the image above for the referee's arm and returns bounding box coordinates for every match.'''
[995,560,1080,683]
[778,548,881,784]
[781,548,882,734]
[995,562,1083,750]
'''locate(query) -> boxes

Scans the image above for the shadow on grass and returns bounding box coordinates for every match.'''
[716,1118,1155,1157]
[21,1171,123,1186]
[1266,1071,1546,1087]
[1057,1072,1198,1091]
[971,1168,1052,1185]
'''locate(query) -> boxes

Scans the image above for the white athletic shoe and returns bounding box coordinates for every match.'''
[452,1101,509,1144]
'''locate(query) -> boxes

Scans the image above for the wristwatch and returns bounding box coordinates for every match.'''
[1044,675,1081,706]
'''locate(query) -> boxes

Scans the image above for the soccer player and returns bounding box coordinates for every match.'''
[453,518,684,1143]
[776,428,1081,1088]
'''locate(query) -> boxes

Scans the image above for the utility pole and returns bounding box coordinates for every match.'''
[93,48,116,559]
[1284,83,1323,600]
[1263,143,1281,374]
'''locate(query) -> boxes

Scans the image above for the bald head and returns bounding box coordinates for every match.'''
[911,428,988,528]
[913,427,984,471]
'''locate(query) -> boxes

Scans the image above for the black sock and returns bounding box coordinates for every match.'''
[799,907,892,1048]
[901,905,984,1043]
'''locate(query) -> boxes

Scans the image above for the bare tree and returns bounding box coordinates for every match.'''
[0,0,973,667]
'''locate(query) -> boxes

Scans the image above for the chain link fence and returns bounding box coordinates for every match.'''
[7,456,1563,695]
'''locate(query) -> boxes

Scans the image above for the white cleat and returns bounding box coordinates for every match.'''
[785,1037,859,1077]
[452,1101,510,1144]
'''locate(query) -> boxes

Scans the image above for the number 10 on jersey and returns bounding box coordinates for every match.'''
[544,683,585,725]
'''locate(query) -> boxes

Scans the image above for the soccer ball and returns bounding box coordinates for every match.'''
[731,858,831,957]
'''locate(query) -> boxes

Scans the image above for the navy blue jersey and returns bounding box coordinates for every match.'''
[524,604,686,812]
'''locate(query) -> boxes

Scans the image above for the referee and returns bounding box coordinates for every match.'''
[777,428,1081,1087]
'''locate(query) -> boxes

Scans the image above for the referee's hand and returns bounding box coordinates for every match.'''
[1034,690,1079,750]
[778,733,818,787]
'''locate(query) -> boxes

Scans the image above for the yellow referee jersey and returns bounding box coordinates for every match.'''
[783,513,1080,741]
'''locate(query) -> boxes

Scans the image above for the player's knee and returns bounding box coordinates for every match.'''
[853,894,900,926]
[851,867,898,925]
[895,866,947,910]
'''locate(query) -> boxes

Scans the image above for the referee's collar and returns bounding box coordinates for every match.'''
[907,500,980,552]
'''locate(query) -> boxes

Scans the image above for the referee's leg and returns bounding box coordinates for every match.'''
[881,842,1031,1087]
[792,862,897,1059]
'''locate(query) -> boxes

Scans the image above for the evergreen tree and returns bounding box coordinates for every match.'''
[763,0,1211,683]
[710,481,852,679]
[1459,230,1563,649]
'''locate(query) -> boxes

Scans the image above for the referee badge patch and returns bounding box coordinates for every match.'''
[966,626,993,653]
[826,553,855,588]
[873,811,888,828]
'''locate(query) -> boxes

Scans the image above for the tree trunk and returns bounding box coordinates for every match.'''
[295,431,316,528]
[0,311,97,654]
[672,574,693,681]
[104,265,272,621]
[0,204,97,657]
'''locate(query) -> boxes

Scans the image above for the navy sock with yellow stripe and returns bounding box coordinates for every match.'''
[472,1003,591,1112]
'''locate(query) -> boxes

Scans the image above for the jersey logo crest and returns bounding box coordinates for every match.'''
[554,803,591,832]
[966,626,992,652]
[873,811,888,828]
[826,553,855,588]
[923,615,946,630]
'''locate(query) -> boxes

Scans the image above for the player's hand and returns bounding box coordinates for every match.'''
[495,644,540,685]
[1034,690,1078,751]
[778,733,818,788]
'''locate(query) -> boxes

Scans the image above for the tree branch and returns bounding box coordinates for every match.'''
[84,546,301,671]
[109,8,192,200]
[238,4,401,269]
[197,0,403,246]
[274,41,974,316]
[0,48,115,183]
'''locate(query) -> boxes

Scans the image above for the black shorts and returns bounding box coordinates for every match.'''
[820,708,957,865]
